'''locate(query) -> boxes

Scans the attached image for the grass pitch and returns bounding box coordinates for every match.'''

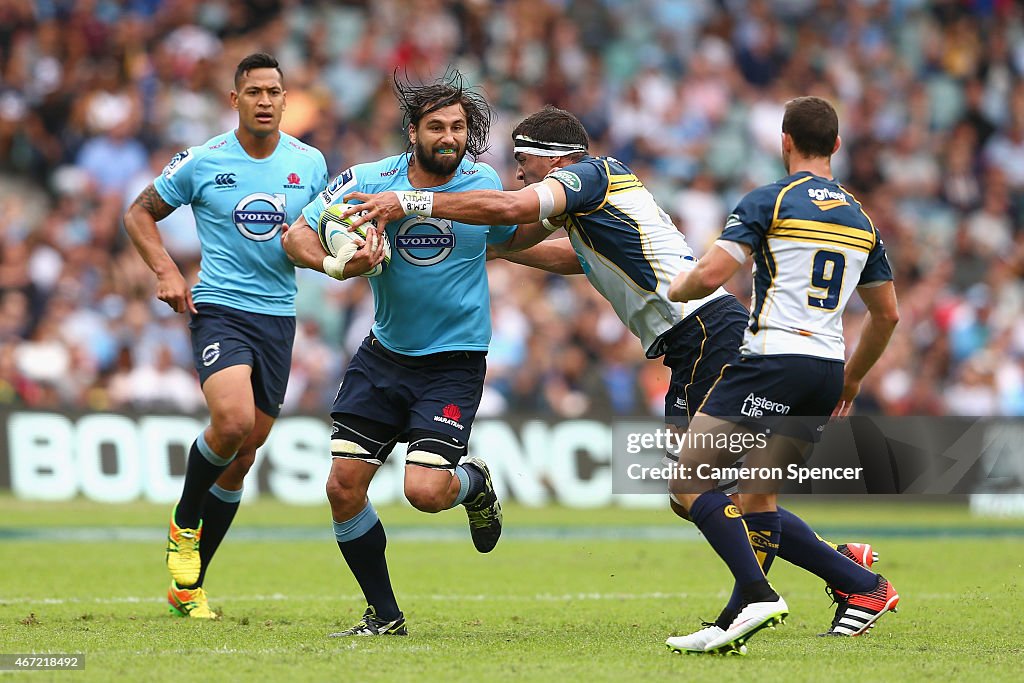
[1,497,1022,682]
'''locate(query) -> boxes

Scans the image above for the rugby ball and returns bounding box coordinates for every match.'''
[317,203,391,277]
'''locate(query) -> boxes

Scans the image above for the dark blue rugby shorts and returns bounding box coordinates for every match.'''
[699,354,845,442]
[332,333,486,444]
[189,303,295,418]
[658,295,748,422]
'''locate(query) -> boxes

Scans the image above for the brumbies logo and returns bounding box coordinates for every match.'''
[202,342,220,367]
[232,192,286,241]
[395,217,456,266]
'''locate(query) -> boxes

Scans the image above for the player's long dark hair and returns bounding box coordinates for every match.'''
[394,68,493,158]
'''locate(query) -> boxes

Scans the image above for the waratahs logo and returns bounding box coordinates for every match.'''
[232,192,286,241]
[395,217,456,266]
[434,403,464,429]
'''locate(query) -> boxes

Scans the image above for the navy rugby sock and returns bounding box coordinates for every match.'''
[188,484,243,588]
[716,510,781,628]
[689,491,778,605]
[175,433,235,529]
[776,506,876,594]
[334,503,401,621]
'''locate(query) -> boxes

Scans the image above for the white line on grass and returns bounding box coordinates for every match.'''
[0,591,960,608]
[0,526,703,542]
[0,591,701,606]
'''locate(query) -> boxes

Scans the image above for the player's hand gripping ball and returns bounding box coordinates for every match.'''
[317,203,391,277]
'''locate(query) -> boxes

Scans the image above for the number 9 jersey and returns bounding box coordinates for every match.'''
[719,172,893,360]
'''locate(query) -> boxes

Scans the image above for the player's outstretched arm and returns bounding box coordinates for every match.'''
[668,242,746,303]
[343,178,568,229]
[496,238,584,275]
[497,220,559,253]
[833,281,899,418]
[124,183,196,314]
[282,214,383,280]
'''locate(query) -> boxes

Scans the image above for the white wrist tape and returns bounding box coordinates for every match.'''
[394,190,434,217]
[322,239,359,280]
[542,217,563,232]
[533,183,556,220]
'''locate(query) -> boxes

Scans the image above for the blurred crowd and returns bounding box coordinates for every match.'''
[0,0,1023,418]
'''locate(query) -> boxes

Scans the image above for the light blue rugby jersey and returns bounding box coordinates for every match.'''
[154,130,329,316]
[302,154,515,355]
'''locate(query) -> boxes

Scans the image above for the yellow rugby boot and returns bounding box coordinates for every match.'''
[166,507,202,586]
[167,581,217,619]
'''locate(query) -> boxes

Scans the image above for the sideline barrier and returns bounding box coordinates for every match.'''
[0,411,1021,509]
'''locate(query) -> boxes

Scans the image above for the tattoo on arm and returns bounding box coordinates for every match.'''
[133,184,174,221]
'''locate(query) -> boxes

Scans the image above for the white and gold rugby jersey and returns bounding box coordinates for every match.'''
[546,156,731,358]
[719,171,893,360]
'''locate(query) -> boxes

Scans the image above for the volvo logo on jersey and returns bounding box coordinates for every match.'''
[232,192,287,241]
[395,217,456,266]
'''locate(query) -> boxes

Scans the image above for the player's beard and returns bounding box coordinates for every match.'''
[413,139,464,177]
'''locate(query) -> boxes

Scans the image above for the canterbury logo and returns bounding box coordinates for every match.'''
[724,505,742,519]
[811,198,849,211]
[215,173,237,186]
